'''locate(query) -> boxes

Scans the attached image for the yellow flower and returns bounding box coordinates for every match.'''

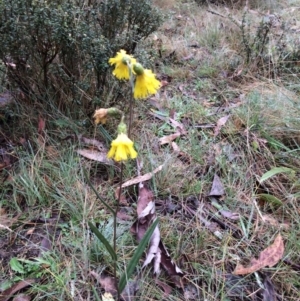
[109,49,136,80]
[93,108,108,125]
[133,64,161,99]
[107,133,137,162]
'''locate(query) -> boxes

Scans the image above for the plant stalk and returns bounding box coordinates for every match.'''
[114,162,123,300]
[128,95,134,138]
[128,61,135,138]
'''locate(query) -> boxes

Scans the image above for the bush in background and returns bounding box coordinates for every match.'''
[0,0,161,112]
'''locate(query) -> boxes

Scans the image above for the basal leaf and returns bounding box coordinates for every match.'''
[88,222,117,261]
[257,194,283,207]
[259,167,295,183]
[118,218,159,293]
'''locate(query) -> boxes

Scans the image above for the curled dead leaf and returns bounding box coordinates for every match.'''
[137,186,155,217]
[0,279,36,301]
[77,149,113,165]
[132,184,184,282]
[214,115,230,137]
[121,165,163,188]
[159,132,181,145]
[233,234,284,275]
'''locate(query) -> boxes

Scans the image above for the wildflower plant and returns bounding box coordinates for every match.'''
[89,50,160,298]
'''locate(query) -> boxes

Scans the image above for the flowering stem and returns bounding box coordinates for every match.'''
[128,95,134,139]
[128,62,135,139]
[114,162,123,300]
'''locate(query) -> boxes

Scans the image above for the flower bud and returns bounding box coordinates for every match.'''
[133,63,145,75]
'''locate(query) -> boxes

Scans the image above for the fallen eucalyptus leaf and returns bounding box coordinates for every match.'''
[0,279,36,301]
[77,149,113,165]
[159,132,181,145]
[121,165,163,188]
[233,234,284,275]
[214,115,230,137]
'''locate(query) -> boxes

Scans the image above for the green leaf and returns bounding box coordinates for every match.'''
[88,221,117,261]
[259,167,295,183]
[91,285,102,301]
[97,124,113,143]
[83,169,115,215]
[118,218,159,293]
[10,257,25,274]
[257,194,283,207]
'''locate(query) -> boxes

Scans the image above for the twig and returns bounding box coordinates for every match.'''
[207,9,227,18]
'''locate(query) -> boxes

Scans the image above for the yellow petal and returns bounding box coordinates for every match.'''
[107,144,116,159]
[107,133,138,162]
[114,145,128,161]
[134,69,161,99]
[109,50,136,80]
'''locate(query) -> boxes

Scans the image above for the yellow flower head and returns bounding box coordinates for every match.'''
[133,63,161,99]
[93,108,108,125]
[107,133,137,162]
[109,49,136,80]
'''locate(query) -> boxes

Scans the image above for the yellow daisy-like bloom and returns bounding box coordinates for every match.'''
[108,49,136,80]
[133,66,161,99]
[93,108,108,125]
[107,133,137,162]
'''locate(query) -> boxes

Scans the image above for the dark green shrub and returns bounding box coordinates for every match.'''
[0,0,161,111]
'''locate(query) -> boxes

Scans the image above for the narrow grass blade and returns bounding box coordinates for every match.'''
[118,218,159,293]
[91,285,102,301]
[83,169,115,215]
[88,221,117,261]
[259,167,295,183]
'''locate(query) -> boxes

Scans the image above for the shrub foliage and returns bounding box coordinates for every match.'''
[0,0,161,107]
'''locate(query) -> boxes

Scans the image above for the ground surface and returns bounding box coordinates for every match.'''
[1,1,300,300]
